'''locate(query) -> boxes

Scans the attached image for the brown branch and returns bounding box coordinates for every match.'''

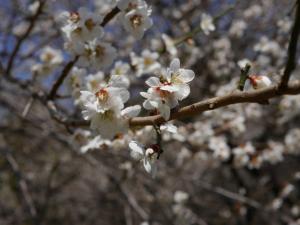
[101,7,120,27]
[5,0,46,76]
[4,151,38,219]
[47,56,78,100]
[129,81,300,126]
[279,0,300,89]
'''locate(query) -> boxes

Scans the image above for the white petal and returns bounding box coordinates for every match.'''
[143,157,152,173]
[121,105,141,118]
[145,77,160,87]
[175,84,190,100]
[109,75,130,88]
[143,100,155,110]
[177,69,195,83]
[160,85,180,92]
[140,91,151,99]
[159,104,170,120]
[160,123,177,133]
[149,100,160,108]
[129,141,144,160]
[170,58,180,72]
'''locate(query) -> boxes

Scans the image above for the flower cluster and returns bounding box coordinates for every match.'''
[60,7,116,70]
[31,46,63,76]
[117,0,153,39]
[80,75,140,139]
[141,58,195,120]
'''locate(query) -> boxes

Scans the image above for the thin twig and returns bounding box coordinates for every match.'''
[279,0,300,89]
[174,4,236,46]
[47,56,78,100]
[197,179,262,209]
[101,7,120,27]
[5,151,38,219]
[5,0,46,76]
[22,97,34,118]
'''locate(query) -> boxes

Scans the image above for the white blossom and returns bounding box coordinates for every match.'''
[129,141,158,175]
[141,58,195,120]
[162,34,178,56]
[131,50,161,77]
[200,13,215,35]
[119,1,152,39]
[68,39,116,70]
[31,46,63,76]
[60,7,104,43]
[209,136,230,161]
[248,75,272,89]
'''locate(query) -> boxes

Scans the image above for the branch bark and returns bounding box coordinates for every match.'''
[279,0,300,89]
[47,56,78,100]
[129,81,300,126]
[5,0,46,76]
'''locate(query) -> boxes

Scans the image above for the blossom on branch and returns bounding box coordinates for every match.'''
[117,0,153,39]
[129,141,159,175]
[141,58,195,120]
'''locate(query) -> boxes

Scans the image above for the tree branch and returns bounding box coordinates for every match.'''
[279,0,300,89]
[47,56,78,100]
[129,81,300,126]
[101,7,120,27]
[5,0,46,76]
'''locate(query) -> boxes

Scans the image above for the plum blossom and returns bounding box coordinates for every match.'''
[131,49,161,76]
[110,61,130,76]
[67,39,116,70]
[79,70,141,140]
[129,141,159,175]
[162,34,178,56]
[60,7,104,43]
[31,46,63,75]
[200,13,215,35]
[118,0,153,39]
[141,58,195,120]
[248,75,272,89]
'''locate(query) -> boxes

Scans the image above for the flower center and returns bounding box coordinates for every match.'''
[130,15,142,28]
[144,57,153,66]
[155,86,171,98]
[70,12,80,23]
[95,89,109,102]
[85,18,95,31]
[95,45,105,58]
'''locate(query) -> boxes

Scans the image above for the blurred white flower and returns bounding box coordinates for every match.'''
[208,136,230,161]
[131,50,161,77]
[200,13,215,35]
[162,34,178,56]
[68,39,116,70]
[110,61,130,76]
[31,46,63,76]
[174,190,189,204]
[60,7,104,43]
[129,141,158,175]
[237,58,252,69]
[119,1,152,39]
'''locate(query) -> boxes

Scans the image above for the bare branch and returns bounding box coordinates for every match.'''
[4,151,38,219]
[47,56,78,100]
[101,7,121,27]
[5,0,46,76]
[279,0,300,89]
